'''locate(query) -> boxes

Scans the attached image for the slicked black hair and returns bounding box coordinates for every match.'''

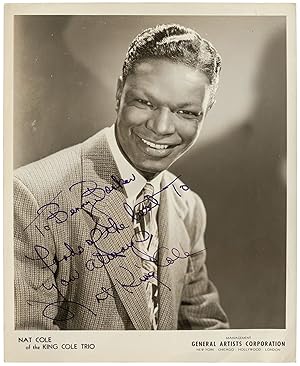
[122,24,222,108]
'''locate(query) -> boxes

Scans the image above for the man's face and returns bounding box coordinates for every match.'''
[115,59,211,178]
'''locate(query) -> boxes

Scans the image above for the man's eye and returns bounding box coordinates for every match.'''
[177,110,201,119]
[136,99,154,108]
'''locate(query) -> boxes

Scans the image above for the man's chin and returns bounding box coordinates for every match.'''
[134,163,166,180]
[136,168,161,181]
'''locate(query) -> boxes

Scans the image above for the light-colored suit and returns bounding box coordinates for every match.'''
[14,129,229,330]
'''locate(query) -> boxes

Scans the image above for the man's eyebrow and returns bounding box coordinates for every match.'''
[125,89,156,103]
[125,89,201,110]
[125,89,145,99]
[176,102,199,108]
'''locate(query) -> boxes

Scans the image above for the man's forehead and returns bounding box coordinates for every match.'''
[133,59,210,84]
[134,62,154,74]
[124,60,211,110]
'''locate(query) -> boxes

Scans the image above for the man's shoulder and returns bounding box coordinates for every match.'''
[14,143,82,190]
[14,129,109,196]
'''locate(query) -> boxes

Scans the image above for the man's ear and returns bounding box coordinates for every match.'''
[115,76,124,111]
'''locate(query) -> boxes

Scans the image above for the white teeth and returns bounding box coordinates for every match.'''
[141,138,169,150]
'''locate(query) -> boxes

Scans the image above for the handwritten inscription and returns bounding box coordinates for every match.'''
[23,173,197,323]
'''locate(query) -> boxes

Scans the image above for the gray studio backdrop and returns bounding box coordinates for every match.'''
[14,16,286,329]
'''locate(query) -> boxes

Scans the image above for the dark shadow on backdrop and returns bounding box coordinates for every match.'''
[173,27,286,328]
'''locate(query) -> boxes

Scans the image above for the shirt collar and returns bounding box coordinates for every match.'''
[105,124,162,201]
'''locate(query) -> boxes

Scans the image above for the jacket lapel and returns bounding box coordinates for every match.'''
[79,131,151,330]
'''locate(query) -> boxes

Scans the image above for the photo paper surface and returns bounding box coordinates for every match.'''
[4,2,296,362]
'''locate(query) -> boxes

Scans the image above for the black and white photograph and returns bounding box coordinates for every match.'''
[4,2,296,362]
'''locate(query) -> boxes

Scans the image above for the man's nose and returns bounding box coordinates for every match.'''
[146,107,175,135]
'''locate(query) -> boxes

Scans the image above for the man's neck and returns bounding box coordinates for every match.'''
[114,125,158,182]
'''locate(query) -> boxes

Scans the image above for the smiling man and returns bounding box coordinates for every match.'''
[14,24,229,330]
[115,59,209,178]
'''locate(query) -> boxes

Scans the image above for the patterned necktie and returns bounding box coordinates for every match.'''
[134,183,159,329]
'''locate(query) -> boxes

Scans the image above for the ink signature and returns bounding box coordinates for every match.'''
[96,265,171,302]
[22,174,193,323]
[27,241,202,321]
[68,174,136,219]
[27,280,97,321]
[123,175,189,222]
[24,174,136,235]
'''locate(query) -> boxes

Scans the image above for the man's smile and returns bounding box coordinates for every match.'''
[141,137,169,150]
[134,133,176,158]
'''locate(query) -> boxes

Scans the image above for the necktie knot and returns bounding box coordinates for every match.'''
[143,182,154,199]
[134,183,154,225]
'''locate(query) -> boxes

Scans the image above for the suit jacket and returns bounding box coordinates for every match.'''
[14,129,229,330]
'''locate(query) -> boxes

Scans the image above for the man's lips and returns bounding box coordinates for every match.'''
[141,137,169,150]
[136,134,177,151]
